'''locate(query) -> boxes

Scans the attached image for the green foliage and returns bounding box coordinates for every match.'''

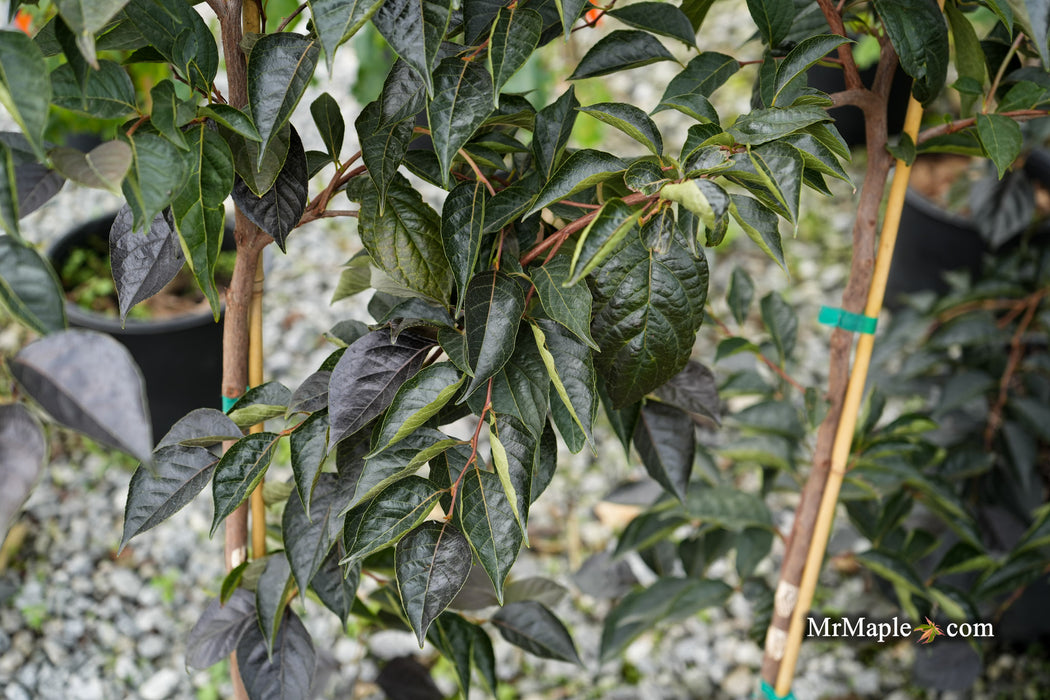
[3,1,1050,697]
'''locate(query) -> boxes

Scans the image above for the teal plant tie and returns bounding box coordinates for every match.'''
[222,395,239,413]
[818,305,878,335]
[757,680,796,700]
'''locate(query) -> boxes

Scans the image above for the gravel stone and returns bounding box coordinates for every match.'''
[139,668,181,700]
[4,684,32,700]
[137,634,167,659]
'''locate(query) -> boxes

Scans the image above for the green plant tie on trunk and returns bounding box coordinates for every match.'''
[757,680,796,700]
[818,306,878,335]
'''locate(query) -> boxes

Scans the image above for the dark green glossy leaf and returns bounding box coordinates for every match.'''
[358,174,452,303]
[357,99,414,211]
[53,0,129,66]
[653,90,719,124]
[856,548,926,597]
[310,0,385,71]
[730,194,784,269]
[600,577,731,663]
[345,428,457,509]
[491,601,580,664]
[370,363,464,454]
[11,330,151,462]
[0,235,67,334]
[441,180,490,314]
[751,141,803,223]
[976,113,1022,179]
[580,103,663,156]
[226,382,293,428]
[428,613,494,700]
[247,32,319,167]
[0,29,50,159]
[121,133,187,236]
[236,608,316,700]
[489,8,542,103]
[781,132,851,184]
[489,415,536,531]
[660,52,738,104]
[0,404,44,534]
[482,325,550,438]
[456,468,523,602]
[290,411,329,519]
[157,408,242,449]
[773,34,849,106]
[372,0,453,96]
[526,149,626,216]
[872,0,948,105]
[148,80,189,150]
[590,234,709,408]
[530,253,597,349]
[569,30,676,80]
[427,57,494,187]
[283,472,350,599]
[225,123,291,198]
[185,590,256,670]
[313,550,360,624]
[532,86,578,180]
[607,3,696,46]
[654,360,719,423]
[396,520,473,645]
[745,0,795,47]
[329,329,434,445]
[555,0,588,36]
[463,271,526,396]
[310,93,344,163]
[760,291,797,362]
[172,123,234,319]
[231,126,308,252]
[200,105,261,143]
[633,401,694,501]
[123,0,217,93]
[210,433,280,536]
[109,206,184,324]
[945,3,985,111]
[51,59,136,120]
[729,105,831,145]
[342,475,442,566]
[380,59,428,127]
[677,484,773,529]
[256,553,294,658]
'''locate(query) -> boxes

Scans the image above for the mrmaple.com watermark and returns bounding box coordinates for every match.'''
[807,616,994,644]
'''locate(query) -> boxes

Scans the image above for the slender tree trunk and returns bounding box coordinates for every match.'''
[759,13,900,685]
[215,2,269,697]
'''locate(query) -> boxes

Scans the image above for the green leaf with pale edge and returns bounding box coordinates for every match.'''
[290,411,329,519]
[751,141,804,223]
[489,415,535,534]
[659,52,739,104]
[171,124,233,319]
[653,91,719,124]
[395,520,473,645]
[358,174,452,304]
[772,34,849,105]
[11,330,151,463]
[149,80,188,150]
[729,105,831,145]
[343,428,458,510]
[357,99,414,212]
[120,134,187,237]
[489,8,542,105]
[491,601,581,664]
[570,31,675,80]
[462,271,526,397]
[475,324,550,438]
[533,87,578,181]
[856,549,926,597]
[0,143,19,240]
[50,141,132,194]
[157,409,242,449]
[311,93,345,164]
[526,149,627,216]
[781,133,851,184]
[745,0,795,47]
[600,577,731,663]
[590,234,709,408]
[0,30,50,159]
[633,401,695,501]
[310,0,386,72]
[531,319,596,447]
[530,254,598,349]
[0,236,67,335]
[555,0,588,36]
[569,198,644,283]
[673,483,773,529]
[123,0,217,92]
[51,60,136,120]
[372,0,453,96]
[370,363,464,455]
[247,33,319,168]
[441,180,489,314]
[579,103,663,155]
[256,554,294,658]
[120,444,217,552]
[53,0,130,66]
[328,329,434,445]
[976,113,1022,179]
[341,475,442,566]
[456,468,523,603]
[210,433,280,536]
[607,3,696,46]
[871,0,948,105]
[427,57,494,187]
[283,472,348,600]
[730,194,784,269]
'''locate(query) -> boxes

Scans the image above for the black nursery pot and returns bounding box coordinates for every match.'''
[48,213,229,440]
[884,190,985,308]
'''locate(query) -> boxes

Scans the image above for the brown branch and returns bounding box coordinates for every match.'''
[984,288,1046,448]
[708,312,806,394]
[815,0,863,90]
[985,32,1025,112]
[275,2,308,32]
[917,110,1050,144]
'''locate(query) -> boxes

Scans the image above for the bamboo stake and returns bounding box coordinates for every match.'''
[773,75,930,699]
[249,257,266,559]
